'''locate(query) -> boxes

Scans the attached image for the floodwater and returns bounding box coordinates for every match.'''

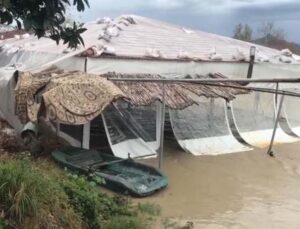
[137,140,300,228]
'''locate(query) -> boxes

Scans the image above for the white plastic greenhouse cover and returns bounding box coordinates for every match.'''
[0,69,23,131]
[114,102,161,151]
[101,102,161,158]
[87,58,300,86]
[169,98,252,156]
[2,15,299,64]
[229,91,298,148]
[0,51,63,131]
[2,14,300,158]
[280,93,300,137]
[0,48,85,132]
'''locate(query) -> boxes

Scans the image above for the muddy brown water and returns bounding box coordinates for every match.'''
[135,140,300,228]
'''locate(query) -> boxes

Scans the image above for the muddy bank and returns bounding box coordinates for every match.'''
[137,140,300,228]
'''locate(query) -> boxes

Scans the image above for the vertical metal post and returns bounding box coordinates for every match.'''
[84,57,87,73]
[208,98,214,129]
[247,46,256,79]
[274,82,279,104]
[159,82,166,171]
[82,57,91,149]
[55,122,60,143]
[267,83,284,157]
[82,122,91,149]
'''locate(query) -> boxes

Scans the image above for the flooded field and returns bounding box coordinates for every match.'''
[137,140,300,228]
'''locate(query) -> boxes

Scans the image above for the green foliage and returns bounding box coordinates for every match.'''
[62,174,138,228]
[0,157,158,228]
[103,215,146,229]
[137,203,161,216]
[0,159,81,228]
[0,0,89,48]
[257,22,285,41]
[0,219,5,229]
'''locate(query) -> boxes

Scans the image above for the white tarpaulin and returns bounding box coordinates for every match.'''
[229,91,298,148]
[169,98,252,156]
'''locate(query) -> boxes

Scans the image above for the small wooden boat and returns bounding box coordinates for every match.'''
[51,146,168,197]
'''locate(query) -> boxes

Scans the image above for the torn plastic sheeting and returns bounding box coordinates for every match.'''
[280,94,300,137]
[0,69,23,132]
[229,91,298,148]
[271,92,300,138]
[169,99,251,156]
[113,101,161,151]
[101,105,157,159]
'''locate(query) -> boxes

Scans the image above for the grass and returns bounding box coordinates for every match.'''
[137,203,161,216]
[0,158,81,228]
[0,154,159,228]
[103,215,146,229]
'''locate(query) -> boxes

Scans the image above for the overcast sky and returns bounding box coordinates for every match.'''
[75,0,300,43]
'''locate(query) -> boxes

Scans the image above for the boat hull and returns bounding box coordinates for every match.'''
[51,146,168,197]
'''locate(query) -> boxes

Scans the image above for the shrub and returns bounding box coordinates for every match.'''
[62,174,138,228]
[0,157,158,228]
[0,159,82,228]
[102,215,145,229]
[137,203,161,216]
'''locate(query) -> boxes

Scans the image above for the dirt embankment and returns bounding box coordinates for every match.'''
[0,120,19,153]
[0,119,66,157]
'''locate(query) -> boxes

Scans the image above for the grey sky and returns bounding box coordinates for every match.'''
[75,0,300,43]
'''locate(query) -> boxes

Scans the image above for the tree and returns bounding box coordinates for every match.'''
[233,23,253,42]
[257,22,285,43]
[0,0,90,49]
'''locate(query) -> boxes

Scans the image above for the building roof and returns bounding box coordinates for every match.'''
[1,15,299,64]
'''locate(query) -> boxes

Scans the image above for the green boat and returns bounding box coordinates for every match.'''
[51,146,168,197]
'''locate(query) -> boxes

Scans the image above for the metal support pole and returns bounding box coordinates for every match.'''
[82,122,91,149]
[247,46,256,79]
[110,78,300,98]
[82,57,91,149]
[55,122,60,143]
[158,82,166,171]
[274,82,279,104]
[84,57,87,73]
[109,77,300,83]
[267,85,284,157]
